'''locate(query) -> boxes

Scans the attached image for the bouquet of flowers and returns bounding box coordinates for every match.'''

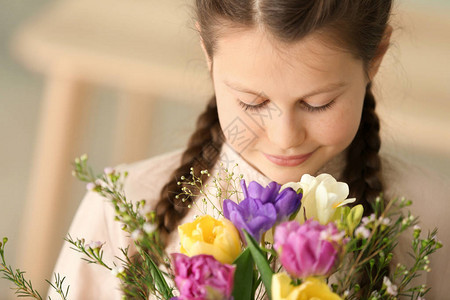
[0,155,442,300]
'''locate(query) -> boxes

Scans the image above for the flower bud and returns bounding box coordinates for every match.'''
[86,182,96,191]
[104,167,114,175]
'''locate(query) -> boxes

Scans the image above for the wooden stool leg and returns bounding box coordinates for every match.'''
[18,71,89,293]
[112,92,154,165]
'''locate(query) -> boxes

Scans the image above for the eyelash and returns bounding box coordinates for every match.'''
[237,98,336,113]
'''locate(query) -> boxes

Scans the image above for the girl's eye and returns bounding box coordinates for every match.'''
[301,99,336,112]
[237,98,336,113]
[237,98,269,112]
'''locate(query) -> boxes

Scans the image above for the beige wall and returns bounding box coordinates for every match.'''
[376,1,450,174]
[0,0,449,297]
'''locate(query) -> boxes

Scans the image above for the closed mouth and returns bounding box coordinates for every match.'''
[263,152,313,167]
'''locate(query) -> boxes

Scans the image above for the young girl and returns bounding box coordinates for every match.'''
[49,0,450,299]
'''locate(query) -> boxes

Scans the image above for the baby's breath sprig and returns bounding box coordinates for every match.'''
[175,167,221,217]
[175,163,245,218]
[217,162,245,203]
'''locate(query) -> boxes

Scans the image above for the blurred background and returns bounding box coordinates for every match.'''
[0,0,449,298]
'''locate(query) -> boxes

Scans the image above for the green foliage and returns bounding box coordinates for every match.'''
[1,237,44,299]
[71,154,174,300]
[1,237,69,299]
[232,248,255,300]
[244,231,274,300]
[334,196,441,300]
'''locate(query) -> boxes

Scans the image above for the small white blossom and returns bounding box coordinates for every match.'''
[111,266,125,277]
[319,227,345,243]
[362,213,376,225]
[131,229,143,241]
[380,217,391,226]
[118,204,127,213]
[383,276,398,296]
[355,226,371,239]
[104,167,114,175]
[86,182,96,191]
[140,202,153,216]
[413,225,421,231]
[95,179,106,189]
[143,223,156,234]
[85,241,104,250]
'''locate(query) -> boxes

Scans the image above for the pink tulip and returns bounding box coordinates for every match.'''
[172,253,235,300]
[274,220,344,278]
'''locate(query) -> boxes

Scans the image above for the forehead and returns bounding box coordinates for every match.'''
[213,27,363,90]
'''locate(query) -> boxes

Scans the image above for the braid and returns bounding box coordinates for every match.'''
[154,95,224,246]
[343,82,383,215]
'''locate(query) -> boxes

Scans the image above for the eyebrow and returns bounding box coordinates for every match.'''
[224,79,347,100]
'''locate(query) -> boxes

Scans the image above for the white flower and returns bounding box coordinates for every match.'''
[131,229,143,241]
[320,227,346,242]
[143,222,156,234]
[111,266,125,277]
[140,202,153,216]
[383,276,398,296]
[86,182,96,191]
[362,213,376,225]
[355,226,371,239]
[281,173,355,224]
[380,217,391,226]
[104,167,114,175]
[94,178,108,188]
[85,241,104,250]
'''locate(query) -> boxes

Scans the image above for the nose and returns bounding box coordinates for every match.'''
[266,110,306,151]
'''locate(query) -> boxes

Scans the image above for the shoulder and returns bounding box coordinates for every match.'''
[116,147,186,203]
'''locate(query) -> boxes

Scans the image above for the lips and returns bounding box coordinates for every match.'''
[263,152,313,167]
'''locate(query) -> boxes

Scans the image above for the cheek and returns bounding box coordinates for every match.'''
[311,99,363,148]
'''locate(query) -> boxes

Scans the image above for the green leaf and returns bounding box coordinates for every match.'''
[148,258,173,299]
[244,231,273,299]
[232,248,254,300]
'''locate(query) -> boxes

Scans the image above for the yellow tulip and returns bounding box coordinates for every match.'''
[272,273,342,300]
[178,215,241,264]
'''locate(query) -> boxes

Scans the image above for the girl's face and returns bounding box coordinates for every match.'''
[207,27,371,184]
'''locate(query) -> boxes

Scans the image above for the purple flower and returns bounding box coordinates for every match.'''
[223,180,301,242]
[172,253,235,300]
[274,220,344,278]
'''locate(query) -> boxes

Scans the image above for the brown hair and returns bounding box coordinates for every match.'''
[155,0,392,245]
